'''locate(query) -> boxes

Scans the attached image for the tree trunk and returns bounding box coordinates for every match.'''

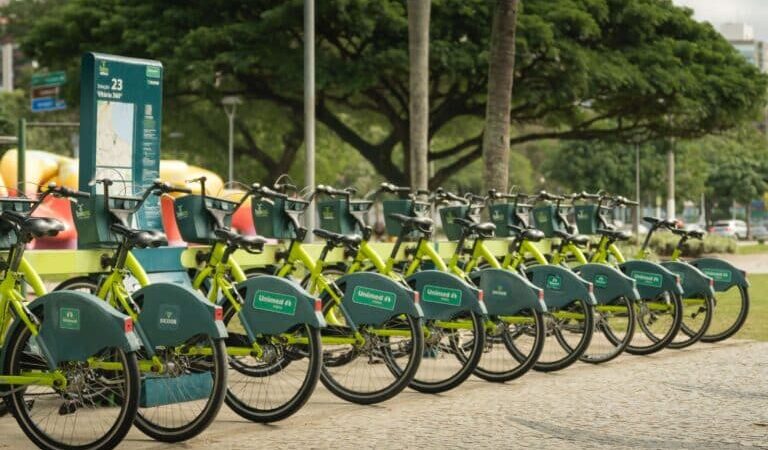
[407,0,430,190]
[482,0,519,192]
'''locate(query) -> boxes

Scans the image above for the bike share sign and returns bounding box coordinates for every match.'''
[78,52,163,229]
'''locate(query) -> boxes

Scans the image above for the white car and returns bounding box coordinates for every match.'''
[709,220,748,240]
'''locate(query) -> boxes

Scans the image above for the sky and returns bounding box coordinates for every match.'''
[673,0,768,40]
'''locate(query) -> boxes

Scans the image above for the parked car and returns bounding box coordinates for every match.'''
[709,220,748,240]
[751,224,768,241]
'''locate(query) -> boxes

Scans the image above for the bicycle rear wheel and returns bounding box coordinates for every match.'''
[222,301,322,422]
[4,316,140,450]
[702,285,749,342]
[580,296,636,364]
[668,294,714,349]
[626,291,683,355]
[533,299,594,372]
[318,294,423,404]
[474,309,545,382]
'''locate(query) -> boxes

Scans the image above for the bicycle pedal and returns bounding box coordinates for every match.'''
[58,400,80,416]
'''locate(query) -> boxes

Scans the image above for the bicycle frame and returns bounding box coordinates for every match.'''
[0,257,66,386]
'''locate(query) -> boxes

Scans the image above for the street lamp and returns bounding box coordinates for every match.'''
[221,95,242,185]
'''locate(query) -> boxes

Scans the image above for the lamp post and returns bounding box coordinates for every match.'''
[221,96,242,185]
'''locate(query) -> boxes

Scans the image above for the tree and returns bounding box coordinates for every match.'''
[8,0,768,187]
[407,0,430,190]
[482,0,519,192]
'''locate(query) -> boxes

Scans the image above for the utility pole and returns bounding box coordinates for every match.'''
[221,96,241,186]
[666,144,675,220]
[1,42,13,93]
[634,142,640,236]
[304,0,316,240]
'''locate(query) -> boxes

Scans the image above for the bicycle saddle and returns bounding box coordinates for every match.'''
[214,228,268,252]
[596,228,632,242]
[388,213,434,233]
[670,228,704,239]
[643,216,677,228]
[509,225,545,242]
[452,218,496,239]
[110,223,168,248]
[1,211,65,238]
[313,228,362,247]
[553,229,590,247]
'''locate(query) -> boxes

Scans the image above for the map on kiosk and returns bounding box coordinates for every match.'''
[95,100,135,195]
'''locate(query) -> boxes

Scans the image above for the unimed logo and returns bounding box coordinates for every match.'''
[75,203,91,220]
[158,305,180,330]
[253,202,269,217]
[59,308,80,330]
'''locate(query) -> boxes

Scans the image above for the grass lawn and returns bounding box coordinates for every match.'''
[710,273,767,341]
[736,243,768,255]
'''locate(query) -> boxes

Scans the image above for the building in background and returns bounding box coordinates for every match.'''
[720,22,768,72]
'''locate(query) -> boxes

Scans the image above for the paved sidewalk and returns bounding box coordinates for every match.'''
[3,340,765,449]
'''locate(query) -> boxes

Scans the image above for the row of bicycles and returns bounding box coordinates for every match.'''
[0,176,749,449]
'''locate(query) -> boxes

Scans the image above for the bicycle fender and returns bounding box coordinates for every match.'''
[336,272,423,326]
[575,263,640,303]
[688,258,749,291]
[469,268,546,314]
[525,265,597,309]
[619,260,684,298]
[232,275,325,334]
[406,270,487,320]
[0,291,141,372]
[660,261,715,298]
[133,283,228,347]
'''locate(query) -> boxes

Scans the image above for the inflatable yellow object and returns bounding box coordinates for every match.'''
[1,150,62,196]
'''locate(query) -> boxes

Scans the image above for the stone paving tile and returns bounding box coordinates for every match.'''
[1,340,766,449]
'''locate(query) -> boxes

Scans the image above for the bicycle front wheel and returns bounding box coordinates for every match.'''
[534,299,595,372]
[4,319,140,450]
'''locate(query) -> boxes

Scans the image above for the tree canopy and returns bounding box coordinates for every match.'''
[4,0,767,188]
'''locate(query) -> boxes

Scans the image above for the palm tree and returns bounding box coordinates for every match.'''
[482,0,519,192]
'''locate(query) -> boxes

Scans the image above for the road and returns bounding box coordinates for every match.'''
[1,340,766,449]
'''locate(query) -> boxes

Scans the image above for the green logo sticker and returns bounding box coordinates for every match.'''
[253,291,298,316]
[491,210,504,222]
[422,285,462,306]
[253,202,269,218]
[490,284,508,297]
[99,60,109,76]
[158,304,180,330]
[536,212,549,223]
[175,204,189,219]
[546,274,562,290]
[576,210,590,220]
[594,274,608,288]
[74,203,91,220]
[321,206,335,220]
[352,286,396,311]
[60,308,80,330]
[701,268,732,283]
[146,66,161,79]
[631,271,663,288]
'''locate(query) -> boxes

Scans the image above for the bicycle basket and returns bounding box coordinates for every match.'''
[531,204,566,238]
[0,198,35,249]
[488,202,528,238]
[252,197,308,239]
[72,194,141,248]
[439,206,469,241]
[382,199,430,236]
[574,204,600,235]
[317,198,372,234]
[174,194,236,244]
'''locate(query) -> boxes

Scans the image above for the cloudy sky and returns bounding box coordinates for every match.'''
[673,0,768,40]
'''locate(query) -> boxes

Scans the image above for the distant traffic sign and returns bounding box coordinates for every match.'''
[31,71,66,87]
[30,70,67,112]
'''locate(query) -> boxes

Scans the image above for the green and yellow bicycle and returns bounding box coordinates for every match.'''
[56,179,229,443]
[313,184,520,388]
[250,182,425,405]
[1,185,141,450]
